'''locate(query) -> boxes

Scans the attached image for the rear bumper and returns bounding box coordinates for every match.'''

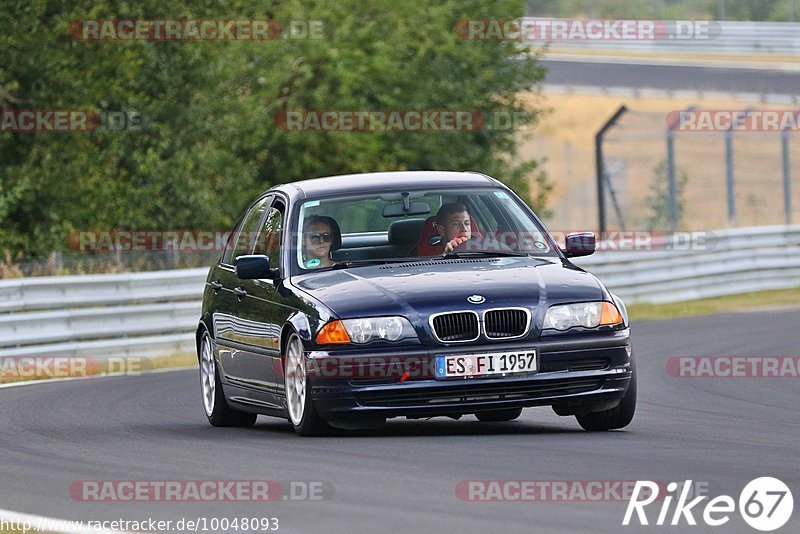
[307,330,633,420]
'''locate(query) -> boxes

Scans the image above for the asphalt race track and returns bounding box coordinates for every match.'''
[1,309,798,534]
[541,59,800,94]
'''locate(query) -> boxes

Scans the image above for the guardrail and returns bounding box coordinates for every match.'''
[541,20,800,55]
[1,226,798,361]
[0,268,207,360]
[572,225,800,303]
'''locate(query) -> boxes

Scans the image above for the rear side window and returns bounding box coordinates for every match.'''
[221,196,271,265]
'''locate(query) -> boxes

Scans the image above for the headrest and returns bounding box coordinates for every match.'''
[388,218,425,245]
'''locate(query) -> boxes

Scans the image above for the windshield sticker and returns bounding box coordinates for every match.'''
[533,241,547,249]
[304,200,321,208]
[305,258,321,269]
[493,191,510,199]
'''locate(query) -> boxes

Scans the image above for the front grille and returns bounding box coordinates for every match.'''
[356,378,604,407]
[431,312,479,342]
[485,309,529,339]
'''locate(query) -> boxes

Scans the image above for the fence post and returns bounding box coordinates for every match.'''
[665,107,692,232]
[783,127,792,225]
[725,128,735,225]
[666,129,677,231]
[595,105,628,234]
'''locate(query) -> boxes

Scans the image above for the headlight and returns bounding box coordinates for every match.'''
[316,316,416,344]
[543,302,622,331]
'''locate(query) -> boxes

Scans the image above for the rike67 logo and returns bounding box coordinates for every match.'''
[624,477,793,531]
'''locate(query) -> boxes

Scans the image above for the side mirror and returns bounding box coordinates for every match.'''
[563,232,596,257]
[235,255,274,279]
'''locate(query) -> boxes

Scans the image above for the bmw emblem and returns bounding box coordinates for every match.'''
[467,295,485,304]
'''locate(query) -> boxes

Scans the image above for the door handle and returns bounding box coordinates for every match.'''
[209,280,222,291]
[233,287,247,299]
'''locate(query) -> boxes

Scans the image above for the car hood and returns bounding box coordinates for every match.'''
[291,256,606,320]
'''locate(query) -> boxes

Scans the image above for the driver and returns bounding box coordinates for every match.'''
[435,202,472,253]
[302,215,340,269]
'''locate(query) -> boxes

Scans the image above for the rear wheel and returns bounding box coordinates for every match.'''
[475,407,523,422]
[576,370,636,431]
[199,331,256,427]
[284,333,331,436]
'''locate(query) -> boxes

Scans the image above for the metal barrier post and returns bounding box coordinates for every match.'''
[725,128,735,225]
[783,127,793,225]
[595,105,628,234]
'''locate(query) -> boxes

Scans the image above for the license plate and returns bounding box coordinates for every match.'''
[434,350,537,379]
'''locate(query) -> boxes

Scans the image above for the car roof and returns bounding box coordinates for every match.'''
[275,171,501,198]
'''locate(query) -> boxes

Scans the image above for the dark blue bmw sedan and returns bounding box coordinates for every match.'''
[196,171,635,436]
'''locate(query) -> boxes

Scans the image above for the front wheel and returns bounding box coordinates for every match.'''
[575,371,636,431]
[284,333,331,436]
[199,331,256,427]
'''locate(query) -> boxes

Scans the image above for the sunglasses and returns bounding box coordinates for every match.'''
[304,231,333,244]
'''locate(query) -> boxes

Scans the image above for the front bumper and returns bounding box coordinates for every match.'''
[306,330,633,420]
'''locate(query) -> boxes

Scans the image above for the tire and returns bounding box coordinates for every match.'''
[575,369,636,431]
[199,330,257,427]
[284,332,331,436]
[475,407,523,422]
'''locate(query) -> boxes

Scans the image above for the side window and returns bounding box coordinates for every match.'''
[221,196,271,265]
[253,200,284,269]
[220,216,246,266]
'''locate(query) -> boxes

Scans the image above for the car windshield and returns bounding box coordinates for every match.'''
[295,187,556,271]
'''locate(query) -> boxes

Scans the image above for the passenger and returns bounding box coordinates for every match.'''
[435,202,472,253]
[302,215,340,269]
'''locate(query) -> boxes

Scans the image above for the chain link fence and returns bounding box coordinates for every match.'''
[530,106,800,233]
[599,108,800,232]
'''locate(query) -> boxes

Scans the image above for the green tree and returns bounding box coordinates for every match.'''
[0,0,549,260]
[646,159,689,231]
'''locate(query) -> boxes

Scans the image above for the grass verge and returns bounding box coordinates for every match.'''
[627,287,800,321]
